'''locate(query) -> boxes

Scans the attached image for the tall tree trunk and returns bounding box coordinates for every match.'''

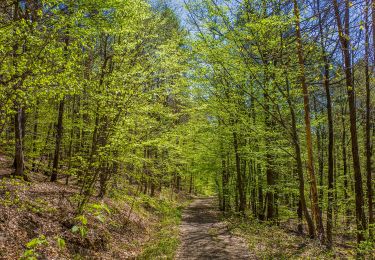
[189,169,193,194]
[286,74,315,238]
[13,107,26,180]
[51,97,65,182]
[264,91,275,220]
[316,0,335,243]
[341,105,350,220]
[265,155,275,220]
[66,95,77,185]
[332,0,367,243]
[221,156,229,211]
[12,1,26,180]
[257,163,264,220]
[250,160,257,216]
[314,98,324,212]
[32,100,39,172]
[365,0,373,238]
[51,30,69,182]
[233,131,246,213]
[323,56,334,247]
[293,0,324,242]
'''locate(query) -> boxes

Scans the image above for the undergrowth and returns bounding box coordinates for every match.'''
[225,215,362,259]
[138,194,185,259]
[0,173,189,259]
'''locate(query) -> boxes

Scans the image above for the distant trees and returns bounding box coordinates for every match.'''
[185,0,374,251]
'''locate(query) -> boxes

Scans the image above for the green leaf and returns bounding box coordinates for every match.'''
[71,225,79,233]
[56,237,66,249]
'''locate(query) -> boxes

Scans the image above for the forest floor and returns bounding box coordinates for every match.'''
[0,149,371,259]
[225,212,363,259]
[176,197,366,260]
[0,153,184,259]
[176,197,253,260]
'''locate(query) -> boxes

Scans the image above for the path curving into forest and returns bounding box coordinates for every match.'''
[176,197,255,260]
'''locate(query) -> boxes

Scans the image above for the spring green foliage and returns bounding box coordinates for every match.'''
[182,0,374,253]
[56,237,66,250]
[21,235,48,260]
[72,215,88,237]
[0,0,374,257]
[0,0,197,203]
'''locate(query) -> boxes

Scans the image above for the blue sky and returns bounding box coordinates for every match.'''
[149,0,189,26]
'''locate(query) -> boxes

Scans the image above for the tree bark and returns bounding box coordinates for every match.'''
[341,105,350,220]
[233,131,246,213]
[365,0,373,238]
[13,107,26,180]
[323,56,334,247]
[332,0,367,243]
[51,97,65,182]
[264,89,275,220]
[221,156,229,211]
[32,100,39,172]
[314,98,324,213]
[316,0,335,243]
[257,163,264,220]
[286,74,315,238]
[293,0,324,242]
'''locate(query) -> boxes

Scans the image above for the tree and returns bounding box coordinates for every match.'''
[332,0,367,243]
[293,0,324,242]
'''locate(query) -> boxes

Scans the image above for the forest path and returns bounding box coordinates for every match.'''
[176,197,255,260]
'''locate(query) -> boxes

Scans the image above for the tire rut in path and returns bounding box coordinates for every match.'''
[176,197,254,260]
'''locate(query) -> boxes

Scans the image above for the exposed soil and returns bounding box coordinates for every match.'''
[176,197,254,260]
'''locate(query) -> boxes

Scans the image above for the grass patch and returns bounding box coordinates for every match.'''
[138,197,183,260]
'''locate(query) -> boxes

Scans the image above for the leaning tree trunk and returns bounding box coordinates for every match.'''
[293,0,325,242]
[286,73,315,238]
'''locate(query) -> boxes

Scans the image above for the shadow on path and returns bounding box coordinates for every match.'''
[176,197,255,260]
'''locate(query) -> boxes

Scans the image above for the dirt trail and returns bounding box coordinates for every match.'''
[176,197,254,260]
